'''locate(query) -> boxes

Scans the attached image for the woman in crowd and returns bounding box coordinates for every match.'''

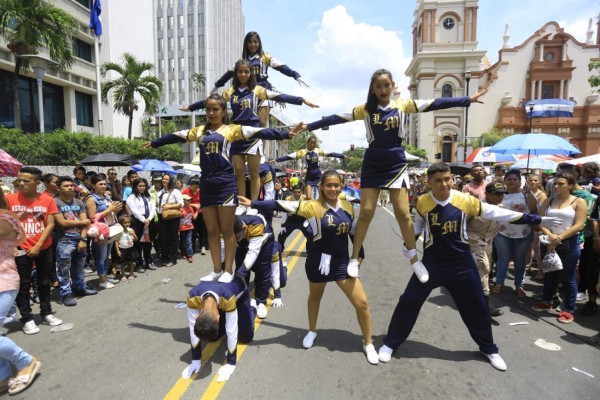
[525,173,547,281]
[156,174,183,267]
[532,173,587,324]
[239,170,377,365]
[86,175,123,289]
[126,178,157,271]
[492,169,538,297]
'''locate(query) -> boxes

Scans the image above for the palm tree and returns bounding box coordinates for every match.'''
[101,53,163,140]
[190,72,205,99]
[0,0,78,130]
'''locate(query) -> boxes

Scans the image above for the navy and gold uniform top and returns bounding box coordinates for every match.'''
[251,198,359,282]
[277,148,345,174]
[186,277,246,363]
[282,194,307,223]
[188,86,303,128]
[306,97,471,148]
[215,53,301,91]
[415,190,542,273]
[237,214,273,270]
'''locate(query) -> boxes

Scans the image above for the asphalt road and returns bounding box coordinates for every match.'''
[3,205,599,400]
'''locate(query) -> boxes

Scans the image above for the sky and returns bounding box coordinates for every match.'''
[241,0,598,152]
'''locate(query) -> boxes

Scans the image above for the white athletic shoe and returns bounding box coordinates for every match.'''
[482,352,507,371]
[411,260,429,283]
[217,272,234,283]
[257,303,268,319]
[378,345,393,363]
[22,320,40,335]
[246,208,258,216]
[200,271,222,282]
[303,331,317,349]
[250,298,257,310]
[347,259,359,278]
[363,343,379,365]
[235,205,247,216]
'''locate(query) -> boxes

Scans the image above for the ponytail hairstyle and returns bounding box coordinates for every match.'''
[202,93,229,136]
[242,31,263,58]
[365,69,394,114]
[232,59,256,90]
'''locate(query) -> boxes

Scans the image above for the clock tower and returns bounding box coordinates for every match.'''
[406,0,486,162]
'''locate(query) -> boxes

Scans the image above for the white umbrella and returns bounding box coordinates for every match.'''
[564,154,600,165]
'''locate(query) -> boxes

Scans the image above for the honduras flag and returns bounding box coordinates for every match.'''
[525,99,574,119]
[89,0,102,36]
[342,187,361,203]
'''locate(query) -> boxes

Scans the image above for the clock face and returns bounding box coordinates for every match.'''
[545,52,554,61]
[443,17,455,30]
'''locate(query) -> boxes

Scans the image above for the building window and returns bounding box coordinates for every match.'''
[168,59,174,71]
[158,38,164,52]
[157,16,163,30]
[168,37,174,51]
[179,79,185,91]
[188,36,194,49]
[158,59,164,73]
[75,91,93,127]
[179,58,185,71]
[168,16,174,30]
[168,0,173,7]
[441,84,453,98]
[169,79,174,94]
[188,14,194,27]
[542,83,555,99]
[72,39,92,62]
[178,15,184,29]
[188,57,194,70]
[178,36,184,49]
[442,136,453,162]
[75,0,90,8]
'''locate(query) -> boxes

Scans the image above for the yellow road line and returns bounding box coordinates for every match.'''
[163,231,305,400]
[200,239,306,400]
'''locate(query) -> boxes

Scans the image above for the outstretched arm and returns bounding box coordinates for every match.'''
[215,69,234,88]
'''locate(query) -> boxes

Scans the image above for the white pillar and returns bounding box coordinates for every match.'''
[559,80,564,99]
[537,80,543,99]
[539,44,544,62]
[530,80,536,100]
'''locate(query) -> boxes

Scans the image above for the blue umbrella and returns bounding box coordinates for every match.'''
[487,133,581,170]
[510,157,557,170]
[133,159,177,175]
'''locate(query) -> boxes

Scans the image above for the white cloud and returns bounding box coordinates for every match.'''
[273,5,412,154]
[563,17,595,43]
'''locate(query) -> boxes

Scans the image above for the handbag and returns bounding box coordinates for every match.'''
[160,191,182,220]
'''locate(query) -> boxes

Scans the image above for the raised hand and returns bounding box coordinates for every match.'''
[303,99,319,109]
[470,88,488,104]
[296,77,309,87]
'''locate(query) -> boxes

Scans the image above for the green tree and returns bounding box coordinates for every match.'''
[589,61,600,88]
[341,147,366,173]
[468,127,508,148]
[286,130,321,153]
[191,72,205,99]
[0,0,78,130]
[101,53,163,140]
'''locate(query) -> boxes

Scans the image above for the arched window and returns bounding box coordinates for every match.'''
[442,84,453,98]
[442,136,453,162]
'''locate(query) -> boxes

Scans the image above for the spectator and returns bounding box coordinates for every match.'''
[148,176,163,258]
[86,175,123,289]
[0,189,42,395]
[126,178,157,272]
[462,164,488,200]
[157,174,183,267]
[41,174,59,198]
[182,179,205,254]
[487,164,506,183]
[53,176,96,306]
[122,170,139,202]
[582,196,600,317]
[106,168,122,201]
[179,194,196,263]
[114,215,138,280]
[525,174,547,281]
[72,165,89,197]
[5,167,63,334]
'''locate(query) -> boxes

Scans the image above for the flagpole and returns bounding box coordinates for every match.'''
[94,35,103,136]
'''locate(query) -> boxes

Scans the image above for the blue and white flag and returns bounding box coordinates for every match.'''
[89,0,102,36]
[525,99,574,119]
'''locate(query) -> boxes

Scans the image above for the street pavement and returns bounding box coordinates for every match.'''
[2,205,599,400]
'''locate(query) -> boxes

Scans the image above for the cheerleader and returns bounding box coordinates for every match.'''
[277,184,313,251]
[302,69,487,280]
[239,170,379,365]
[213,31,308,128]
[184,59,317,202]
[144,93,302,283]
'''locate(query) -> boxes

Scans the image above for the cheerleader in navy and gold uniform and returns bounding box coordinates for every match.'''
[145,94,302,283]
[274,135,346,200]
[303,69,487,279]
[213,31,308,128]
[239,170,379,365]
[184,59,317,201]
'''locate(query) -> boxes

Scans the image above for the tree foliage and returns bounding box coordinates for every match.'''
[101,53,163,139]
[468,127,508,148]
[286,130,322,154]
[0,127,183,165]
[589,61,600,89]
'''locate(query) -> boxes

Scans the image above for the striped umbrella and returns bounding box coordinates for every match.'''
[0,149,23,177]
[465,147,519,163]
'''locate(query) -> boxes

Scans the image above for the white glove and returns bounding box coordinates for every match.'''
[403,244,417,260]
[296,77,309,87]
[216,364,236,382]
[272,298,283,308]
[181,360,201,379]
[540,216,561,228]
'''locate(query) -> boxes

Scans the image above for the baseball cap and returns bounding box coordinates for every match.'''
[591,177,600,185]
[182,194,192,201]
[485,182,508,194]
[494,164,506,171]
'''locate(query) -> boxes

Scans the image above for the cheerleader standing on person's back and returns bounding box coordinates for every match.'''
[183,59,317,202]
[302,69,487,280]
[145,94,303,283]
[213,31,308,129]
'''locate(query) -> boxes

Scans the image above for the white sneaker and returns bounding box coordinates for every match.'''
[246,208,258,216]
[257,303,268,319]
[235,205,247,216]
[482,352,507,371]
[378,345,393,363]
[217,272,234,283]
[576,292,588,302]
[303,331,317,349]
[22,320,40,335]
[347,259,359,278]
[99,281,115,289]
[42,314,63,327]
[411,260,429,283]
[200,271,222,282]
[363,343,379,365]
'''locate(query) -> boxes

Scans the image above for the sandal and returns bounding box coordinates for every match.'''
[126,274,137,279]
[8,358,41,395]
[532,272,544,281]
[492,285,502,294]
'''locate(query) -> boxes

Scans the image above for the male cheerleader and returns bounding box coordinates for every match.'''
[277,185,313,251]
[378,163,559,371]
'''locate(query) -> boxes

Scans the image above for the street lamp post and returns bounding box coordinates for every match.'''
[529,102,535,133]
[16,55,58,133]
[463,69,471,162]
